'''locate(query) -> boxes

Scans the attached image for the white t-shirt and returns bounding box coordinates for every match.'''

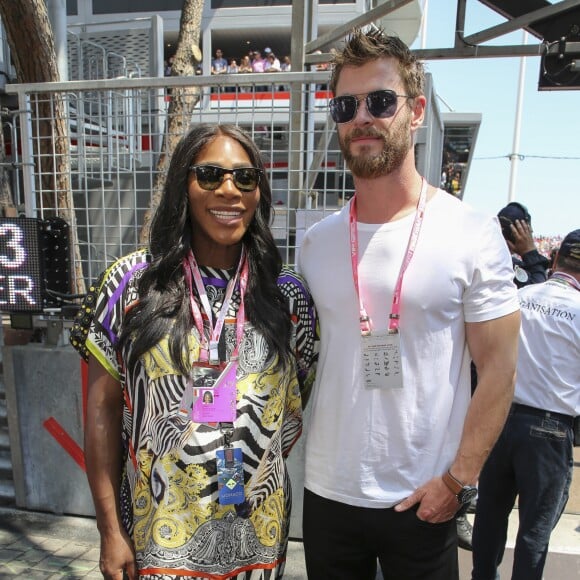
[514,277,580,416]
[298,190,519,508]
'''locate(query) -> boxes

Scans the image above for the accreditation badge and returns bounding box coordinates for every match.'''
[186,360,237,423]
[514,265,529,284]
[216,446,245,505]
[361,330,403,389]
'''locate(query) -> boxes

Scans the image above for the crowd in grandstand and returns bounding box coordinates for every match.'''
[534,234,563,258]
[164,47,293,78]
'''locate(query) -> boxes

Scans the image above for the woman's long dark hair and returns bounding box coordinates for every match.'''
[119,123,292,374]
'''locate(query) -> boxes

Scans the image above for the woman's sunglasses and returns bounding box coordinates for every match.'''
[329,89,412,124]
[189,164,263,193]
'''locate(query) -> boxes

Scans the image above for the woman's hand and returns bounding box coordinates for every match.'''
[99,528,137,580]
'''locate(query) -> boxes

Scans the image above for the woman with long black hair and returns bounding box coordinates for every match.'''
[71,123,318,579]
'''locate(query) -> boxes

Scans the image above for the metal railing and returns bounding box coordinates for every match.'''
[5,71,350,293]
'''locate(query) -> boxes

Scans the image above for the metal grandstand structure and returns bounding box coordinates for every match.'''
[3,0,578,306]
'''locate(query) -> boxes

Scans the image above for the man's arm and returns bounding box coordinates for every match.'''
[449,310,520,485]
[85,356,137,580]
[395,310,520,522]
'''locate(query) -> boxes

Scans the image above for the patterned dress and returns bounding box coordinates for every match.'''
[70,249,318,579]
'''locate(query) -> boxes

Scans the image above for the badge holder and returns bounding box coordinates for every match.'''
[362,328,403,390]
[216,425,245,505]
[361,313,403,390]
[187,360,238,424]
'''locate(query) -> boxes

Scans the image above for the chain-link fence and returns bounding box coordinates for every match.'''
[6,71,352,298]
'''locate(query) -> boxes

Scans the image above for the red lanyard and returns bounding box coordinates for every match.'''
[183,249,248,363]
[549,271,580,291]
[349,178,428,335]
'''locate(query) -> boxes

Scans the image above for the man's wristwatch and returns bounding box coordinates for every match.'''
[442,470,478,505]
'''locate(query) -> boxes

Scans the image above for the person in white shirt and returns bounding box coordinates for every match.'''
[472,229,580,580]
[265,53,281,72]
[298,27,520,580]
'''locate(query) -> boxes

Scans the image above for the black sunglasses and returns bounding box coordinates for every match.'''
[189,164,263,193]
[329,89,412,124]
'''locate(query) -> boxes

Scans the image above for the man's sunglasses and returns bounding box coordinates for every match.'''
[189,164,263,193]
[329,89,412,124]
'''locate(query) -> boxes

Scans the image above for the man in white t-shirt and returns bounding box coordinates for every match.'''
[472,229,580,580]
[298,27,520,580]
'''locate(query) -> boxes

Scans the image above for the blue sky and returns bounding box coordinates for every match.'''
[411,1,578,236]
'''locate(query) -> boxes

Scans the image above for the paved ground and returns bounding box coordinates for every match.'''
[0,447,578,579]
[0,508,101,579]
[0,507,308,579]
[1,507,578,579]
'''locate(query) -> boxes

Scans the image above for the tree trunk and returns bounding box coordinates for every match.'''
[0,0,85,294]
[140,0,204,244]
[0,126,16,216]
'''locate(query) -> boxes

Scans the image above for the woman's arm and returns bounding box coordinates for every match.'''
[85,356,137,580]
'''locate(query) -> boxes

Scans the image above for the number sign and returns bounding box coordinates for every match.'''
[0,218,44,312]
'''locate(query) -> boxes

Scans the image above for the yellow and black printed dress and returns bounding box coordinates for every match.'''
[70,249,318,579]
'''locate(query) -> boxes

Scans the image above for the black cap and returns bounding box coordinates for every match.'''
[497,202,531,242]
[558,229,580,261]
[497,202,531,224]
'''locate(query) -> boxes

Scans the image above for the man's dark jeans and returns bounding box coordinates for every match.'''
[472,404,574,580]
[303,488,458,580]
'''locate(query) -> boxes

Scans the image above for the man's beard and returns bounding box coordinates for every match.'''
[339,113,412,179]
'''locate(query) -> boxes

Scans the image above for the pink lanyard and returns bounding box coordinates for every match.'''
[183,249,248,363]
[349,178,428,335]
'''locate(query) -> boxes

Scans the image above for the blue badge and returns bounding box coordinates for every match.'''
[216,447,245,505]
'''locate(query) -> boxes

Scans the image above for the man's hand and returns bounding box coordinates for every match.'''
[394,476,459,523]
[99,529,137,579]
[507,219,536,256]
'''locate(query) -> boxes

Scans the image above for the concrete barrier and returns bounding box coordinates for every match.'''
[3,344,94,516]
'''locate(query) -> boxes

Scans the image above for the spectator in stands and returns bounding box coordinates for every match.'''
[252,50,268,91]
[165,55,175,77]
[498,202,550,288]
[472,228,580,580]
[450,170,461,196]
[265,52,281,72]
[279,55,292,91]
[251,50,266,73]
[227,58,239,75]
[225,58,239,93]
[73,123,318,580]
[238,54,253,93]
[310,49,329,90]
[211,48,227,75]
[239,54,253,74]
